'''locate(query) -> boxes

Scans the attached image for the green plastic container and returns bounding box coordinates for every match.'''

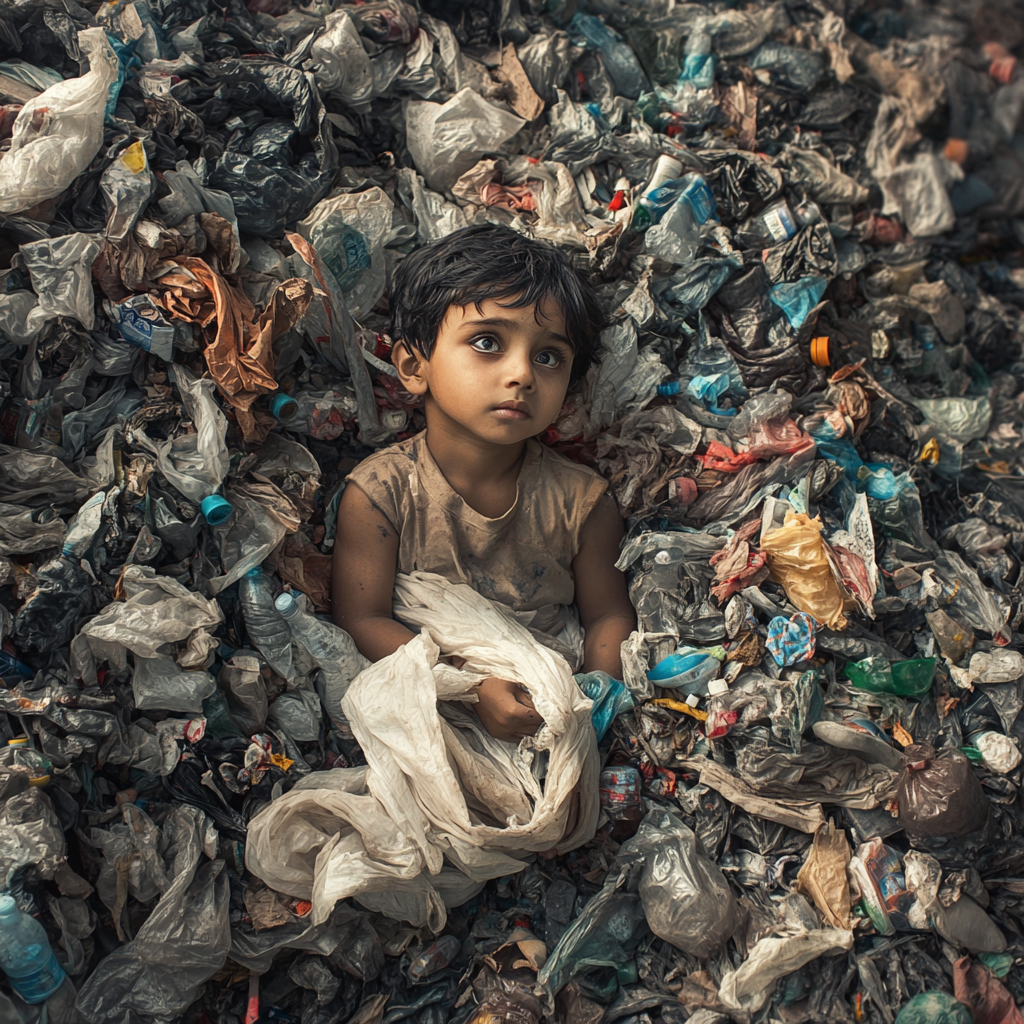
[845,656,936,698]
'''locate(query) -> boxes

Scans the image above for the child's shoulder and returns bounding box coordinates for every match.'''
[531,440,607,494]
[346,432,423,484]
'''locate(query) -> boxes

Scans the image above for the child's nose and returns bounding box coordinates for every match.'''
[505,348,535,388]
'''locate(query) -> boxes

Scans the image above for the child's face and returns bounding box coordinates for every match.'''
[395,296,574,445]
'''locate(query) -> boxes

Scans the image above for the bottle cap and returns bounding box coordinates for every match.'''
[685,694,700,708]
[7,738,27,747]
[245,566,264,578]
[657,380,681,396]
[643,154,684,197]
[707,678,729,696]
[201,494,233,526]
[0,895,15,917]
[274,592,297,616]
[28,774,50,787]
[810,336,831,367]
[271,393,298,421]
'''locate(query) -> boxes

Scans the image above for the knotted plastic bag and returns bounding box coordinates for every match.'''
[897,743,990,844]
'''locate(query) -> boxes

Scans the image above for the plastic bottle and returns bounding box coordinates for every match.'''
[287,389,359,442]
[408,934,461,981]
[0,739,52,786]
[0,894,67,1004]
[845,657,936,698]
[734,198,798,248]
[599,766,642,820]
[678,28,715,90]
[568,14,648,99]
[238,568,294,681]
[644,174,717,263]
[274,593,365,727]
[630,155,684,232]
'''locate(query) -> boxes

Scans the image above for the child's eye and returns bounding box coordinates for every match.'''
[471,336,500,352]
[535,349,564,367]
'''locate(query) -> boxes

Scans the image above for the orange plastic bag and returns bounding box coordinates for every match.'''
[760,512,847,629]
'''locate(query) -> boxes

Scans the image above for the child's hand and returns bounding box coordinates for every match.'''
[472,677,543,743]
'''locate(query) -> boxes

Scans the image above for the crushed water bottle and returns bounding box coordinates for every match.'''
[0,895,67,1004]
[238,567,294,681]
[275,592,365,732]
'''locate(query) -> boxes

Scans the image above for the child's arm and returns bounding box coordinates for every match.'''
[333,483,545,743]
[332,483,417,660]
[572,491,636,678]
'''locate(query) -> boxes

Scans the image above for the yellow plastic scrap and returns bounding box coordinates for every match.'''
[651,698,709,722]
[759,512,848,629]
[919,437,940,464]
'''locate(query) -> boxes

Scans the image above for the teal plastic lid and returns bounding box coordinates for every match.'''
[271,393,298,421]
[201,494,233,526]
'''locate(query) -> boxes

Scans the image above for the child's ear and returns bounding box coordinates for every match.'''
[392,339,429,396]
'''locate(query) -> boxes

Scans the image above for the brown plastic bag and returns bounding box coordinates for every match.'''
[759,512,847,628]
[897,743,990,843]
[796,820,853,929]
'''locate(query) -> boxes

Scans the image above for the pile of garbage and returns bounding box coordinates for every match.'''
[2,0,1024,1019]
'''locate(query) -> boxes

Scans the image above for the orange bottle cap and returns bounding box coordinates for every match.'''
[810,336,831,367]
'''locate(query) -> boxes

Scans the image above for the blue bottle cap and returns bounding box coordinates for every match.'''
[657,380,681,397]
[271,393,298,421]
[201,494,233,526]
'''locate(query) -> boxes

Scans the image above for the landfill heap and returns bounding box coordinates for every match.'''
[3,0,1024,1019]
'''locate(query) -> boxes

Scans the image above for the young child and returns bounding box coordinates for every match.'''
[331,224,636,743]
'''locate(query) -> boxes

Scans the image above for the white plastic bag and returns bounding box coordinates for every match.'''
[311,11,373,113]
[246,572,599,932]
[297,187,393,320]
[0,29,119,214]
[405,88,525,192]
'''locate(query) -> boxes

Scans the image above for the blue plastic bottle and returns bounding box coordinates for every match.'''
[0,895,67,1004]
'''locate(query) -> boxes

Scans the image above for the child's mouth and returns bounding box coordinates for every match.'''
[493,403,530,420]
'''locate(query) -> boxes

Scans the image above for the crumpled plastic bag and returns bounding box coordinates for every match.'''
[620,809,740,957]
[0,29,119,214]
[759,512,848,628]
[717,926,854,1013]
[246,571,599,932]
[71,565,223,675]
[795,820,852,929]
[897,743,991,845]
[75,807,229,1024]
[405,88,525,192]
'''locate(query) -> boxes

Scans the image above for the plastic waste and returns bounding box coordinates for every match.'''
[894,992,974,1024]
[760,513,847,629]
[575,672,635,741]
[408,935,461,981]
[897,744,991,847]
[0,29,119,213]
[644,175,717,263]
[274,592,364,732]
[845,657,936,698]
[0,895,67,1004]
[621,809,740,957]
[238,568,294,681]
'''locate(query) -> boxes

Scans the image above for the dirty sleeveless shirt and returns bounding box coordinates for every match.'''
[345,431,608,668]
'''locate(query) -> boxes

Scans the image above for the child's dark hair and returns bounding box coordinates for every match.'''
[388,224,605,385]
